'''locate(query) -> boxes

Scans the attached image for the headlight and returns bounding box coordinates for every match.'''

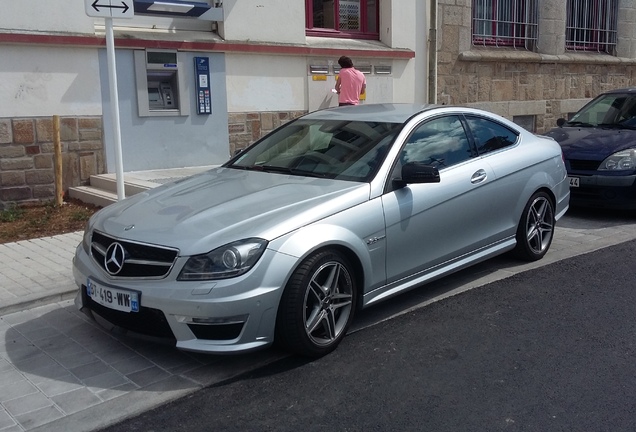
[81,221,92,253]
[178,238,268,281]
[599,149,636,170]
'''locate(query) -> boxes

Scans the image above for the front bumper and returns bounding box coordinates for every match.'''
[567,173,636,209]
[72,243,297,354]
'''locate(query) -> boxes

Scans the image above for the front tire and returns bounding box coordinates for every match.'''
[275,249,357,357]
[513,191,555,261]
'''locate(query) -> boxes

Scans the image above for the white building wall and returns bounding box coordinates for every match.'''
[379,0,428,104]
[225,54,307,112]
[0,0,424,175]
[223,0,426,110]
[1,0,95,33]
[219,0,306,43]
[0,46,102,117]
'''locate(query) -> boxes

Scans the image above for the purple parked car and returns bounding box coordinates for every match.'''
[546,88,636,209]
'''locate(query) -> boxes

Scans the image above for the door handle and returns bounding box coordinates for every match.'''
[471,169,487,184]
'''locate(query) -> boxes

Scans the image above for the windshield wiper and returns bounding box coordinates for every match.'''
[259,165,295,174]
[228,164,293,173]
[566,121,594,127]
[257,165,332,178]
[598,122,636,130]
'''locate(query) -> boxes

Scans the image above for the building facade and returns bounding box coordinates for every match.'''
[3,0,636,207]
[437,0,636,132]
[0,0,426,207]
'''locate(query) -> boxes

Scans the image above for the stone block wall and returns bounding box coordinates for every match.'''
[438,60,636,133]
[228,110,307,156]
[438,58,636,132]
[437,0,636,133]
[0,116,105,208]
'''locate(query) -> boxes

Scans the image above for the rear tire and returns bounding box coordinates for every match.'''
[513,191,555,261]
[275,249,357,358]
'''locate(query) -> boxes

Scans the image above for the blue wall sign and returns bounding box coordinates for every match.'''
[194,57,211,115]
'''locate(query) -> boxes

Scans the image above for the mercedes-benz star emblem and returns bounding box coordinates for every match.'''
[104,242,126,275]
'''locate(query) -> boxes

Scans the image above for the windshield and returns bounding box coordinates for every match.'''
[227,119,402,182]
[568,93,636,128]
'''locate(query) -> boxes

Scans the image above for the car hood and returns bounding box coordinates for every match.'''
[546,126,636,160]
[90,168,370,255]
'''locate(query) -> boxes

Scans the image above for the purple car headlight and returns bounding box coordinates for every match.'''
[599,149,636,171]
[178,238,268,281]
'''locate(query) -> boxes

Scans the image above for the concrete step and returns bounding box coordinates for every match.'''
[69,174,157,208]
[68,166,215,208]
[89,174,157,196]
[68,185,118,207]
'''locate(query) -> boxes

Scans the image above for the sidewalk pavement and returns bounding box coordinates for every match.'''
[0,232,83,317]
[1,177,636,431]
[0,166,216,317]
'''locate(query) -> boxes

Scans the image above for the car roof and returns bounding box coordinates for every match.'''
[601,87,636,95]
[302,103,440,123]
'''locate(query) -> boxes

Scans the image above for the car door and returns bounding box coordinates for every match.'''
[463,114,524,240]
[381,114,500,284]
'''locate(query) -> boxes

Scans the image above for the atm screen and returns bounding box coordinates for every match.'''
[149,88,161,103]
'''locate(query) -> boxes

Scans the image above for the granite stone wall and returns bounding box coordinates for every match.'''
[437,0,636,133]
[0,117,104,209]
[227,110,306,156]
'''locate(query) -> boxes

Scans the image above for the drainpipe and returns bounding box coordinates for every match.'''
[428,0,437,104]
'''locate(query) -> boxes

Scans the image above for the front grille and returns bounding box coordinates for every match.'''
[82,286,175,339]
[91,231,179,278]
[187,323,245,340]
[569,159,601,171]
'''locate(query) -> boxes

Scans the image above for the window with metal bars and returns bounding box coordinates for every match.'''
[472,0,538,50]
[306,0,379,40]
[565,0,618,54]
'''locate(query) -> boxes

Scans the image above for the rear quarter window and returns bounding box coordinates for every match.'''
[465,116,519,155]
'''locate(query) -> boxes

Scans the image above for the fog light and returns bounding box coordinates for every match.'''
[175,314,248,325]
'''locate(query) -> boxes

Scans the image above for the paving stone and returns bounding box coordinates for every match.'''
[35,374,83,398]
[0,378,38,402]
[23,363,71,384]
[10,351,60,374]
[83,370,130,390]
[51,387,102,415]
[3,392,52,417]
[0,408,17,430]
[70,359,112,380]
[18,325,62,343]
[94,382,138,402]
[52,349,100,370]
[109,355,154,375]
[126,366,172,388]
[14,405,63,430]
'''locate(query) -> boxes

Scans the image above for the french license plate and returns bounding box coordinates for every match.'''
[568,176,580,187]
[86,279,139,313]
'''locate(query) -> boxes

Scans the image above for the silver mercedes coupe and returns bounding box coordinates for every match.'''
[73,104,570,357]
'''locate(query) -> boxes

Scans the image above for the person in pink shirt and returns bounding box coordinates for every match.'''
[334,56,366,106]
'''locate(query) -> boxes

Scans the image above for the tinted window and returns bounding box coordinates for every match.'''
[466,116,519,155]
[401,116,472,169]
[568,93,636,127]
[229,119,401,182]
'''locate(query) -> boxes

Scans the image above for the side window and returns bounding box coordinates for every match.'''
[472,0,538,50]
[306,0,379,40]
[566,0,618,55]
[401,116,473,169]
[465,116,519,155]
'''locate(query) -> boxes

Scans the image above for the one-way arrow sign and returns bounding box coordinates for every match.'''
[85,0,134,18]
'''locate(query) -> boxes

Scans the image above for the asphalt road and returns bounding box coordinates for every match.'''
[100,237,636,432]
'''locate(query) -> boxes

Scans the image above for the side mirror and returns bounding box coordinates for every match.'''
[393,162,440,188]
[556,118,567,127]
